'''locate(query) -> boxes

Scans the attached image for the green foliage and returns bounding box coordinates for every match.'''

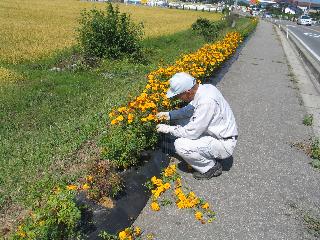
[311,139,320,169]
[99,231,118,240]
[12,188,81,239]
[303,114,313,126]
[192,18,227,41]
[235,17,258,38]
[77,3,144,60]
[304,214,320,237]
[0,28,209,236]
[100,121,158,169]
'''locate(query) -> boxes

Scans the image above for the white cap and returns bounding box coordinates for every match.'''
[166,72,196,98]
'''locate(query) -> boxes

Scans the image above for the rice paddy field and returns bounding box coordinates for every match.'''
[0,0,221,64]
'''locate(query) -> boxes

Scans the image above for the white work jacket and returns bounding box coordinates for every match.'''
[169,84,238,140]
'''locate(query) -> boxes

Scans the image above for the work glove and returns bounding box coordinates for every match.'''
[156,124,173,134]
[156,112,170,121]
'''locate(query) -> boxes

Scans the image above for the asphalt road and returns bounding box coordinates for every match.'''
[274,19,320,62]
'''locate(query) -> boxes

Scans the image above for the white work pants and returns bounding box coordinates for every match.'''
[174,136,237,174]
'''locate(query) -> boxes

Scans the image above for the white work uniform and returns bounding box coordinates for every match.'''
[168,84,238,174]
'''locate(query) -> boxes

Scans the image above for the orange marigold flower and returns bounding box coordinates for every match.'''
[66,184,77,191]
[86,175,94,182]
[195,211,203,220]
[151,201,160,211]
[201,202,209,209]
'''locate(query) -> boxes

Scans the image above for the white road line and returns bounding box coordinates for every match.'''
[287,29,320,62]
[300,25,320,34]
[303,32,320,38]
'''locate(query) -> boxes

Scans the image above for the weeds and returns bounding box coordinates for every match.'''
[303,114,313,126]
[304,214,320,237]
[310,139,320,169]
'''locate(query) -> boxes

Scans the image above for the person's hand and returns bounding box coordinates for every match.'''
[156,112,170,121]
[156,124,172,134]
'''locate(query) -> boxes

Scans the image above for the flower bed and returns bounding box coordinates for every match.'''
[12,18,258,239]
[104,31,243,170]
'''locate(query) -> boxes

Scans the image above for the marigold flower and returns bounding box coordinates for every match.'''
[86,175,94,182]
[134,226,141,236]
[82,183,90,190]
[118,230,127,240]
[111,119,118,125]
[66,184,77,191]
[201,202,209,209]
[195,211,203,220]
[163,182,170,190]
[151,201,160,211]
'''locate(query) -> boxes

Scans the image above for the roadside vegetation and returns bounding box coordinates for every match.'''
[304,213,320,238]
[303,114,314,126]
[311,139,320,169]
[0,0,258,237]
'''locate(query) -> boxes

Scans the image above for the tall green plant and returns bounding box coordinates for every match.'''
[192,18,227,42]
[77,3,144,60]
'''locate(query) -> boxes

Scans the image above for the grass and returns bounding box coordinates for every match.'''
[0,0,221,64]
[304,214,320,237]
[310,139,320,169]
[0,28,209,234]
[303,114,313,126]
[0,6,254,234]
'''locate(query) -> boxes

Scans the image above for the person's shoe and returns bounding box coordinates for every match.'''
[193,162,222,180]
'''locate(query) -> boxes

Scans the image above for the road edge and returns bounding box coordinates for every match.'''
[274,22,320,138]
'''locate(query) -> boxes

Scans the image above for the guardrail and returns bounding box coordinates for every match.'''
[268,18,320,83]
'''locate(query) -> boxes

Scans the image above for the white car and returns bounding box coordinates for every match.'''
[297,15,312,26]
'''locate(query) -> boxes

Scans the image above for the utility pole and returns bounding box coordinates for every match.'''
[308,0,311,14]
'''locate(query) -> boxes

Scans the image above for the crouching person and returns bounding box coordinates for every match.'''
[156,72,238,180]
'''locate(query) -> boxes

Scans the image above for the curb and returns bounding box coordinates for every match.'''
[280,25,320,85]
[274,22,320,138]
[272,21,320,89]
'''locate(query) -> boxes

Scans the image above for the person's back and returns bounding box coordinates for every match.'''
[191,84,238,139]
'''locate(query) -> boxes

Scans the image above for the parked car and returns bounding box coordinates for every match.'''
[297,15,312,26]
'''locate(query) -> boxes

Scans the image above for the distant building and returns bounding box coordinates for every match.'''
[285,6,296,13]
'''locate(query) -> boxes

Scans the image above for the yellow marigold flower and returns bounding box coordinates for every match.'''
[116,115,124,122]
[128,113,134,121]
[188,192,196,199]
[151,201,160,211]
[86,175,94,182]
[195,211,203,220]
[151,176,157,184]
[177,201,185,209]
[66,184,77,191]
[201,202,209,210]
[163,182,170,190]
[111,119,118,125]
[134,226,141,236]
[118,230,127,240]
[82,183,90,190]
[117,107,127,113]
[174,187,182,195]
